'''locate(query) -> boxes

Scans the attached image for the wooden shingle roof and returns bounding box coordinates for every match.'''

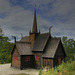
[20,36,29,42]
[32,33,50,52]
[42,38,61,58]
[16,42,33,55]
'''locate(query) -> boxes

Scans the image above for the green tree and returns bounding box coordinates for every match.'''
[0,27,14,63]
[0,27,3,36]
[0,42,14,63]
[62,36,75,60]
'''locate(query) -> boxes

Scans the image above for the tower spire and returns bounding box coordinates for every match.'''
[32,5,37,33]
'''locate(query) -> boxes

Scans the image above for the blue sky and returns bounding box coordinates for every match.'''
[0,0,75,42]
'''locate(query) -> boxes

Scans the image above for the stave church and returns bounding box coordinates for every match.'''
[11,9,66,70]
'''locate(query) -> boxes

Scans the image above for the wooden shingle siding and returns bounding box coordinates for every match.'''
[12,48,20,68]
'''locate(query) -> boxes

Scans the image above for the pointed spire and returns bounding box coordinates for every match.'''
[32,5,37,33]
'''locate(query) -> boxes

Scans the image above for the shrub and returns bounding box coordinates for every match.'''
[39,61,75,75]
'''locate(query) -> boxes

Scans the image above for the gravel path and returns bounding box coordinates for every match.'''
[0,63,39,75]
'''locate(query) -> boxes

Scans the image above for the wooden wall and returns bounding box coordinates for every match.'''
[11,47,20,68]
[34,52,53,68]
[34,52,43,68]
[21,55,35,69]
[29,33,35,43]
[43,58,53,68]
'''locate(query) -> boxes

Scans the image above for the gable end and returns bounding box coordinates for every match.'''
[54,40,67,58]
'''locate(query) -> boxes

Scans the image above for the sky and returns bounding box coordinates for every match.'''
[0,0,75,42]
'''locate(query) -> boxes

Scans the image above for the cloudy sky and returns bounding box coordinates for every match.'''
[0,0,75,42]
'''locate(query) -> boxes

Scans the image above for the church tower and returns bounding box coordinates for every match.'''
[29,8,39,44]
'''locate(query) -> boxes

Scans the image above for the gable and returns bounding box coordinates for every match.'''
[54,40,66,58]
[11,45,16,55]
[13,47,20,56]
[11,45,20,56]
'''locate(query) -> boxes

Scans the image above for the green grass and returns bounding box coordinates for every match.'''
[39,61,75,75]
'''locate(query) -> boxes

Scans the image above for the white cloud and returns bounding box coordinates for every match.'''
[0,2,51,40]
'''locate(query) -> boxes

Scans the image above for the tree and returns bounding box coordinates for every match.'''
[62,36,75,60]
[0,27,14,63]
[0,27,3,36]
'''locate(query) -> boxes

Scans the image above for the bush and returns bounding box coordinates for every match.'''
[39,61,75,75]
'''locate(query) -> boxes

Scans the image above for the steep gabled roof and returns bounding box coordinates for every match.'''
[32,33,50,52]
[20,36,29,42]
[16,42,33,55]
[42,38,61,58]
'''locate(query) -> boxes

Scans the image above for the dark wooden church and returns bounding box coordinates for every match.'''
[11,9,66,69]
